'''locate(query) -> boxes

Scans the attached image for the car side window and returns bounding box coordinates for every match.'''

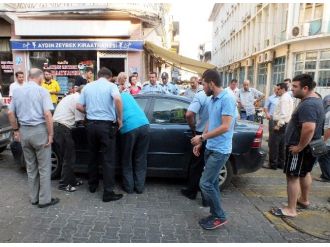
[135,98,148,112]
[152,98,189,124]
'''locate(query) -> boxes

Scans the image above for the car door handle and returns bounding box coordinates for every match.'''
[184,130,193,138]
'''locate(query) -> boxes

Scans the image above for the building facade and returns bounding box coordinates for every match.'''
[209,3,330,97]
[0,3,173,96]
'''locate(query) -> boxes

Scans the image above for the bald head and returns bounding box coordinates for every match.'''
[29,68,44,85]
[243,80,250,91]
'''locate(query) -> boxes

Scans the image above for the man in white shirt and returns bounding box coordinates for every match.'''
[226,79,239,101]
[9,71,25,99]
[270,82,294,170]
[53,85,85,192]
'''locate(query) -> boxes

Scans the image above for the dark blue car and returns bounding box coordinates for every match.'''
[14,94,266,190]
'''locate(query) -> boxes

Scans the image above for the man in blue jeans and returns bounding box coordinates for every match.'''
[191,69,236,230]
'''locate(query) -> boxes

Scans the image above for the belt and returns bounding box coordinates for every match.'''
[87,119,116,125]
[54,122,70,128]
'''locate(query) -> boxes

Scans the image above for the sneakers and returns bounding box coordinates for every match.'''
[59,184,76,192]
[181,188,197,200]
[199,216,228,230]
[75,180,84,186]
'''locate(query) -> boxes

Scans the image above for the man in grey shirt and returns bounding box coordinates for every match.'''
[238,80,264,121]
[8,68,59,208]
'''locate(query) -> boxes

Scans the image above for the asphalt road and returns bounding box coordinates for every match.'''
[0,147,329,243]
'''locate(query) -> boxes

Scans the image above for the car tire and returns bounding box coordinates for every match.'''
[219,160,233,191]
[0,146,7,153]
[51,145,62,180]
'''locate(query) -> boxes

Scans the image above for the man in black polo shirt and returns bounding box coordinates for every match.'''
[271,74,324,218]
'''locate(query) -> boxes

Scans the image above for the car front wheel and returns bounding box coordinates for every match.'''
[51,145,62,180]
[219,160,233,191]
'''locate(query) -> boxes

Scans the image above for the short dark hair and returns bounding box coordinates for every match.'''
[132,72,138,76]
[276,82,288,91]
[43,69,51,74]
[202,69,222,87]
[292,74,316,90]
[85,67,93,73]
[129,75,136,83]
[149,72,157,77]
[15,71,24,77]
[284,78,291,83]
[230,79,238,84]
[97,67,112,79]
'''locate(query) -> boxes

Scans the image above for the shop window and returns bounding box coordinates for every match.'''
[0,52,13,96]
[29,51,96,95]
[239,67,245,84]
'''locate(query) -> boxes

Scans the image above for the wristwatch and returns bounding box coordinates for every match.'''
[13,128,19,131]
[200,134,205,142]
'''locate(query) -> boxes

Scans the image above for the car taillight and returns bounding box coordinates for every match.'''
[251,125,263,148]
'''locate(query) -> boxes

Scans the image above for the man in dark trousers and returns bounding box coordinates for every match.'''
[77,67,123,202]
[53,85,85,192]
[181,90,210,204]
[271,74,325,217]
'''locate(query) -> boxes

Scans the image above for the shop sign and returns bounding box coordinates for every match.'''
[11,40,144,51]
[0,61,13,73]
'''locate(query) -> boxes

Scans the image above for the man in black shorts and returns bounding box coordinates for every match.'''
[271,74,325,218]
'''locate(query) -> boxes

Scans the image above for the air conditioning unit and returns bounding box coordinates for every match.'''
[257,54,265,64]
[264,51,274,62]
[245,58,253,67]
[291,23,310,38]
[230,64,235,70]
[234,63,240,69]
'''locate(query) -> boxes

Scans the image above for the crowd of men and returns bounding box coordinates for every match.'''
[6,66,330,230]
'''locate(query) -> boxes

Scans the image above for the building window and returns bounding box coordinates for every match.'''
[318,50,330,87]
[247,62,254,83]
[299,3,323,23]
[293,49,330,87]
[272,56,286,85]
[257,63,267,93]
[239,67,245,83]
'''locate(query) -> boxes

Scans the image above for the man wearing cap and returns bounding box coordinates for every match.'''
[140,72,168,94]
[160,72,179,95]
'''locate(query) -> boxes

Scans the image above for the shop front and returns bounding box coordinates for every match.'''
[10,39,144,95]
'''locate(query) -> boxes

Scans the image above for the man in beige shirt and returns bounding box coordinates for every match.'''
[268,82,293,169]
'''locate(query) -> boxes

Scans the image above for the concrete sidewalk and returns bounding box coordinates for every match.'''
[252,120,330,241]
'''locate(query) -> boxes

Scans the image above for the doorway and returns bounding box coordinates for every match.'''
[99,57,126,77]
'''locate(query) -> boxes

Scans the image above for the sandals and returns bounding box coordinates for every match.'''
[59,184,76,192]
[270,208,296,218]
[297,201,309,209]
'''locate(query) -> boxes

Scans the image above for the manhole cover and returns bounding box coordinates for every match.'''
[283,209,330,240]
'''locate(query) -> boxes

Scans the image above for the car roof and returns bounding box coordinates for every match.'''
[134,94,191,103]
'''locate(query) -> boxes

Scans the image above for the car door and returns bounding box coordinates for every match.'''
[147,97,192,177]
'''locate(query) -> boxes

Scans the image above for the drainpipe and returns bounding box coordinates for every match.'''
[285,44,291,79]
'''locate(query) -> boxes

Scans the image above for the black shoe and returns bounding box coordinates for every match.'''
[31,201,39,205]
[181,188,197,200]
[103,191,123,202]
[38,198,60,208]
[262,164,276,170]
[135,189,143,194]
[89,185,98,193]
